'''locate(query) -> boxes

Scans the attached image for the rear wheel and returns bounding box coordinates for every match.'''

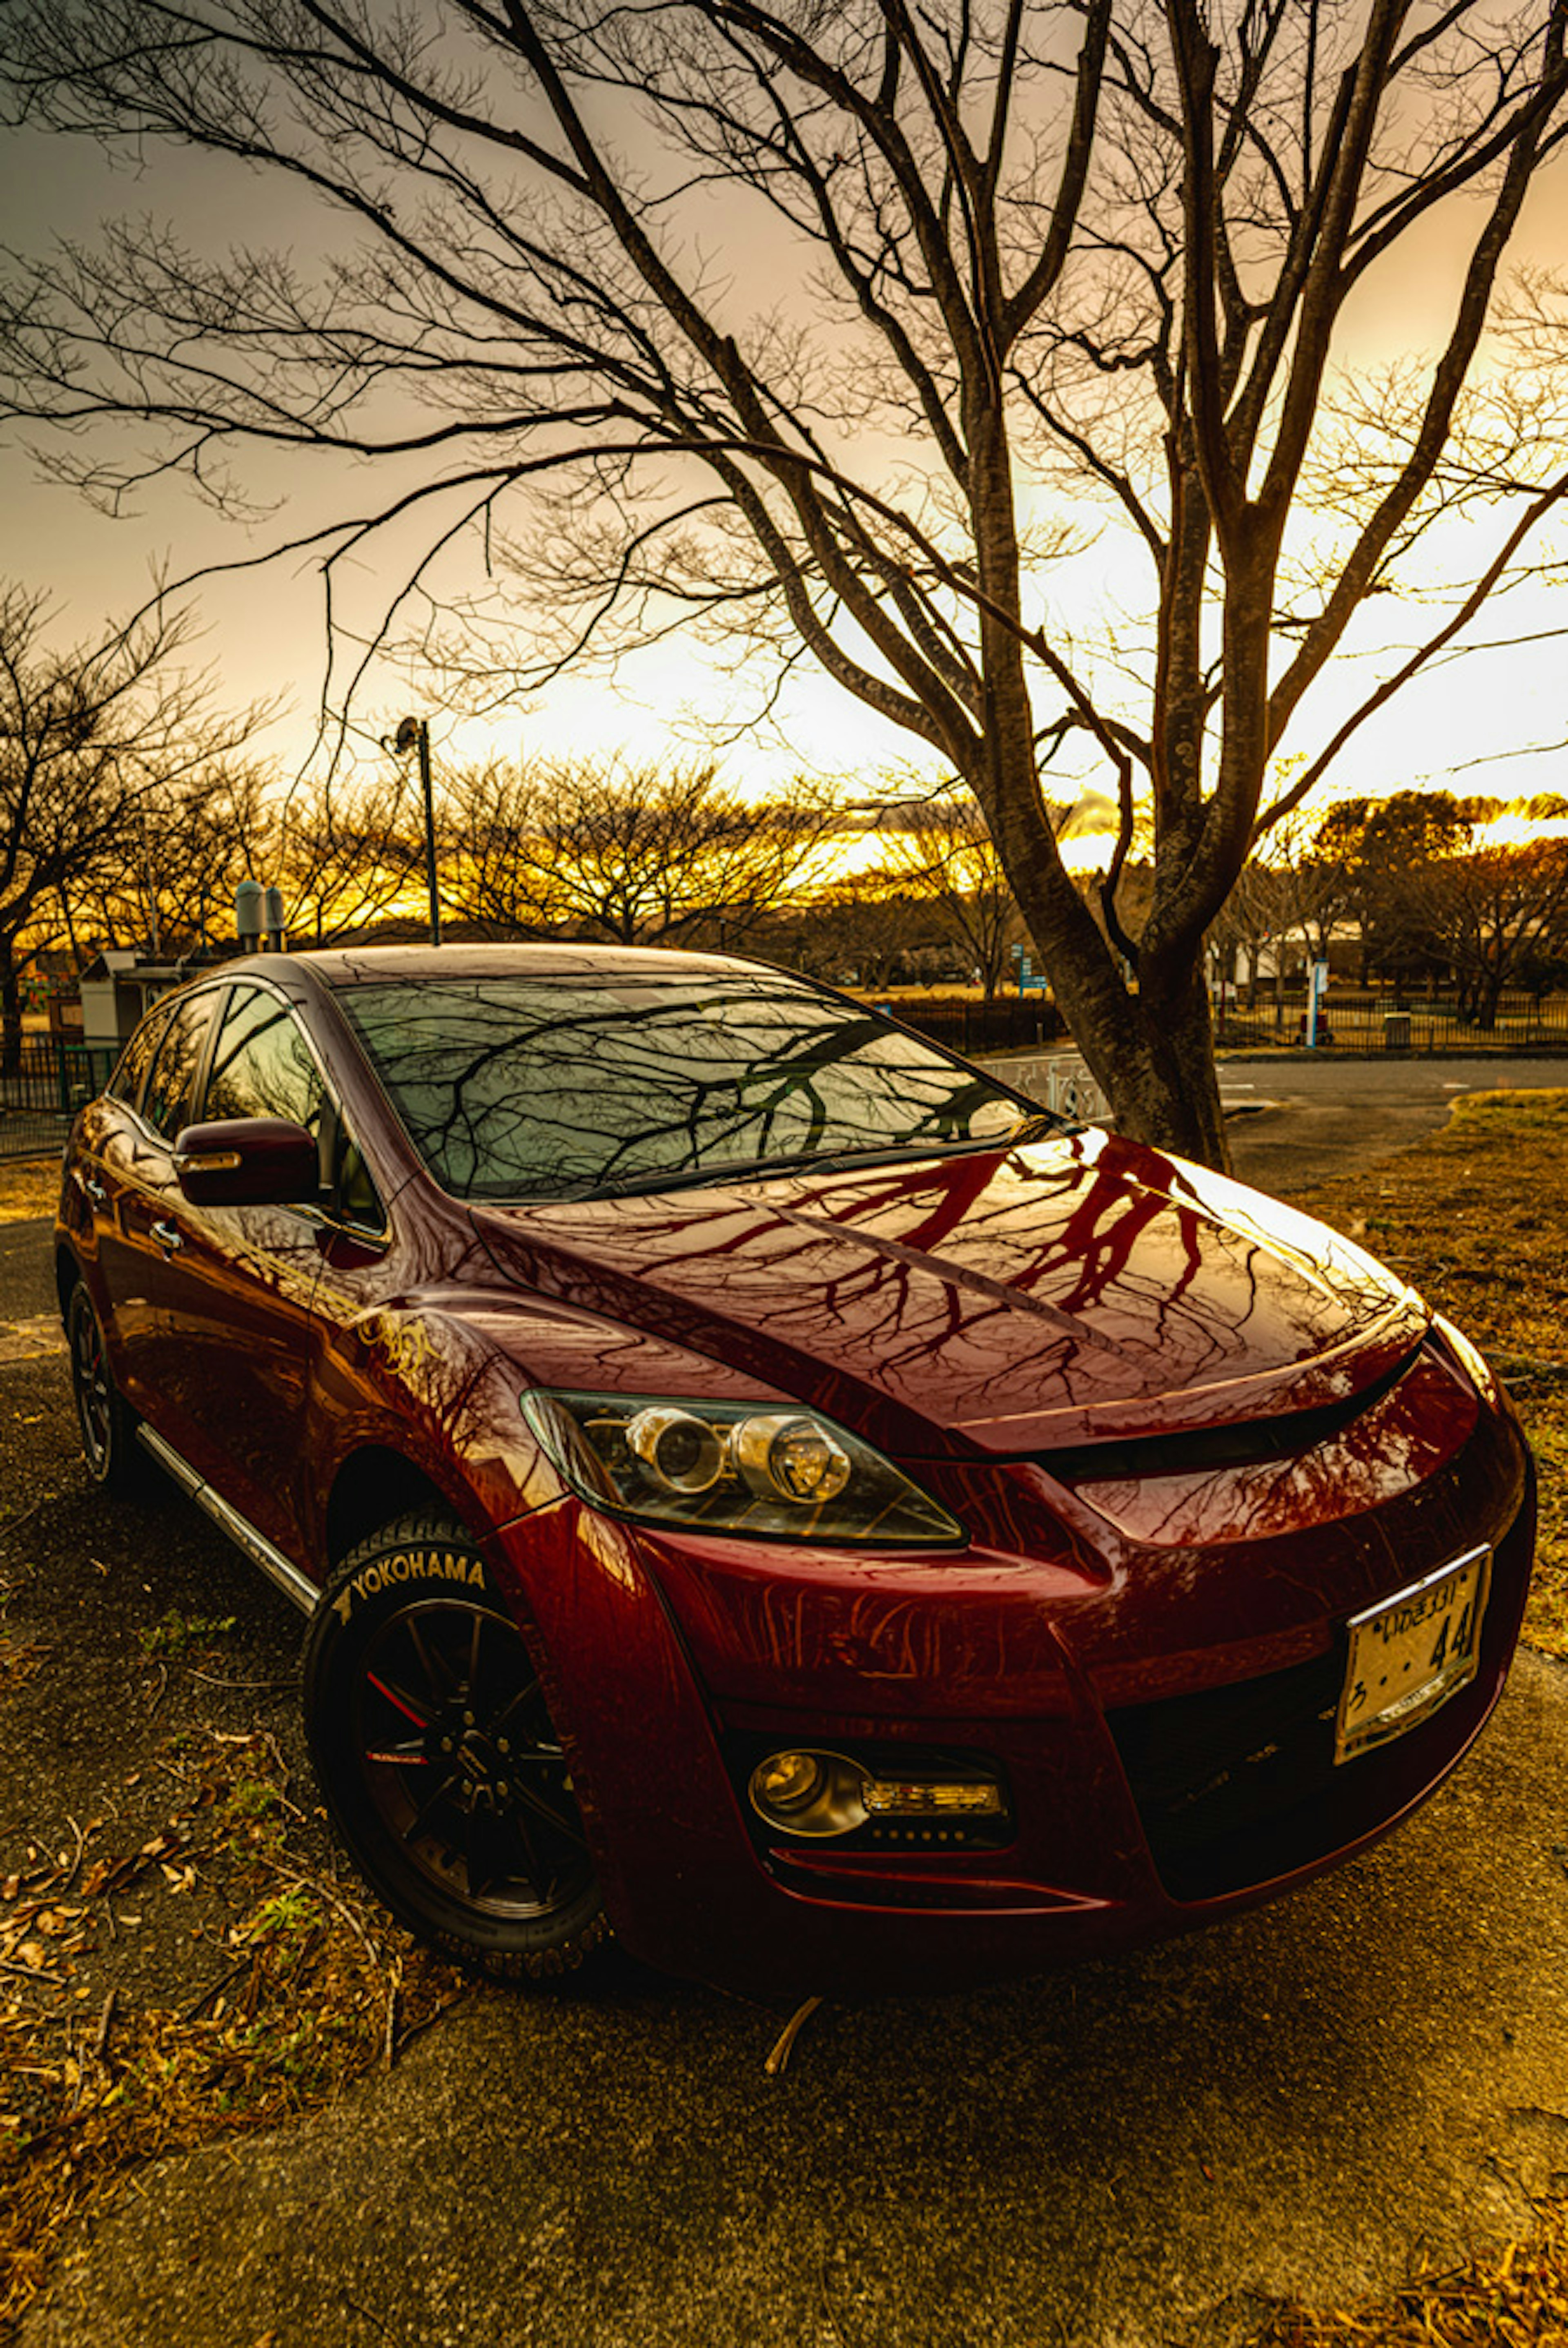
[302,1513,606,1980]
[67,1282,144,1496]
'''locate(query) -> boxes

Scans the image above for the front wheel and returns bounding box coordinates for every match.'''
[302,1513,606,1981]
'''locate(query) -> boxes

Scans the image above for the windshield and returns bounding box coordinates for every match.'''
[339,968,1038,1201]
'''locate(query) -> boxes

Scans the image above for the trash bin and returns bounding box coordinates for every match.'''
[1383,1012,1412,1051]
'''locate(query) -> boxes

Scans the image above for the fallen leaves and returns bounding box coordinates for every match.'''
[0,1726,465,2340]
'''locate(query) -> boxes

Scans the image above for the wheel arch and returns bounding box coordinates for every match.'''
[55,1242,83,1319]
[324,1444,485,1570]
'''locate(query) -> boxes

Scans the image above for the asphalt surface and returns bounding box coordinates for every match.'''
[1221,1055,1568,1193]
[4,1078,1568,2348]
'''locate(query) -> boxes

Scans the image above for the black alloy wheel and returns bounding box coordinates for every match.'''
[303,1515,606,1979]
[67,1282,142,1495]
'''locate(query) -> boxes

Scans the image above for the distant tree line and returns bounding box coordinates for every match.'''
[1206,792,1568,1029]
[7,582,1566,1073]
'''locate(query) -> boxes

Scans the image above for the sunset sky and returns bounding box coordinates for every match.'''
[2,15,1565,857]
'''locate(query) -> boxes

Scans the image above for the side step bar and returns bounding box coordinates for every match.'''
[136,1424,320,1617]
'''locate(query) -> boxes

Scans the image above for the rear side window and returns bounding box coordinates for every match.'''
[142,993,219,1142]
[107,1003,172,1112]
[203,986,325,1138]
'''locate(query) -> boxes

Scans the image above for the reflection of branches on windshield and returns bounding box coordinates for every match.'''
[343,977,1013,1199]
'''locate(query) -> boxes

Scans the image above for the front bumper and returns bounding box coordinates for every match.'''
[487,1351,1535,1998]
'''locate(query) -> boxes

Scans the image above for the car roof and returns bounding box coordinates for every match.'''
[259,942,779,990]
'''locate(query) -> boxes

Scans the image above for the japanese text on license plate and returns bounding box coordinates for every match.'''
[1335,1545,1490,1764]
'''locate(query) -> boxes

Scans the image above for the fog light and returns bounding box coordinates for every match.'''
[752,1751,824,1814]
[748,1749,868,1837]
[861,1777,1004,1817]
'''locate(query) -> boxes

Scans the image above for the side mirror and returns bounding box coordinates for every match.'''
[172,1117,320,1208]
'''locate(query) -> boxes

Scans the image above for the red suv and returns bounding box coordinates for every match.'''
[56,945,1534,1995]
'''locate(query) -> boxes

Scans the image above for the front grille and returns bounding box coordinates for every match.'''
[1109,1497,1526,1905]
[1109,1648,1345,1901]
[1037,1345,1421,1486]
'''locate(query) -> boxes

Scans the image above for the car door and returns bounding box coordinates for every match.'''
[96,983,227,1461]
[145,979,333,1564]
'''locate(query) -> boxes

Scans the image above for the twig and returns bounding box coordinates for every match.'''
[182,1957,252,2022]
[764,1994,825,2078]
[390,2005,451,2064]
[186,1670,298,1690]
[383,1970,399,2070]
[340,2295,390,2339]
[58,1815,86,1897]
[0,1956,65,1985]
[92,1987,117,2061]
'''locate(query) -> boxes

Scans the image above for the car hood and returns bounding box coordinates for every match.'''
[469,1127,1428,1459]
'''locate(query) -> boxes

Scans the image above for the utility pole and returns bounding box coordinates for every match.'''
[391,715,442,947]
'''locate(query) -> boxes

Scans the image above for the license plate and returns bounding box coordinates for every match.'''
[1335,1545,1491,1764]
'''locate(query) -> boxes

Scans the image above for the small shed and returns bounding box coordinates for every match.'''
[76,951,200,1049]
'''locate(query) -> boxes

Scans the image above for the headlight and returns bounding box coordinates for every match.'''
[519,1389,964,1547]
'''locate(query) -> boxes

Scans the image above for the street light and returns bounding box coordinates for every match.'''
[388,714,442,948]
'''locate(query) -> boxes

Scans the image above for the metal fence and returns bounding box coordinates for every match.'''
[0,1037,118,1160]
[1213,988,1568,1054]
[868,994,1067,1057]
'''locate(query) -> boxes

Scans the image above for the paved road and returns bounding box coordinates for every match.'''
[1223,1055,1568,1195]
[9,1075,1568,2347]
[25,1645,1568,2348]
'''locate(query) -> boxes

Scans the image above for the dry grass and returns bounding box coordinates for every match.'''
[0,1159,58,1225]
[0,1728,467,2340]
[1256,1088,1568,2347]
[1282,1089,1568,1659]
[1247,2209,1568,2346]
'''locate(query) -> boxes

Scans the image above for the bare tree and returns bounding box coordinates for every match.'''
[873,795,1022,998]
[439,761,550,942]
[2,4,1567,1160]
[272,766,424,947]
[0,583,258,1065]
[443,757,838,948]
[71,756,274,957]
[771,873,938,994]
[1399,831,1568,1024]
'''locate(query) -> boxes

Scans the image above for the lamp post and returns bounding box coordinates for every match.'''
[390,714,442,948]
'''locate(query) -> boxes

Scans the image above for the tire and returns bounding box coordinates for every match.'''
[67,1281,145,1497]
[302,1512,607,1981]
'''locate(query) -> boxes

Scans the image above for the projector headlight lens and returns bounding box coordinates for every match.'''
[625,1406,727,1495]
[520,1391,962,1547]
[734,1413,852,1505]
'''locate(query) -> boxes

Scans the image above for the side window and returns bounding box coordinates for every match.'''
[108,1003,172,1113]
[335,1124,384,1231]
[142,993,219,1143]
[203,987,325,1140]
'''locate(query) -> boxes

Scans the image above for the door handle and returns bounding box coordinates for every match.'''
[150,1219,184,1255]
[82,1174,108,1208]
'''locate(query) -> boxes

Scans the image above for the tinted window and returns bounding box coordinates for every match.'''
[108,1003,173,1111]
[340,970,1027,1201]
[142,993,219,1142]
[203,987,325,1137]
